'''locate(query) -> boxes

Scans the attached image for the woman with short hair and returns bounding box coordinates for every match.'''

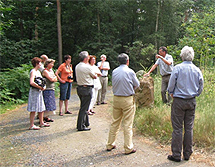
[55,55,73,116]
[27,57,50,130]
[42,59,58,122]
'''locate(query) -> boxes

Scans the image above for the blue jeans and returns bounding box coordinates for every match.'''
[60,82,72,101]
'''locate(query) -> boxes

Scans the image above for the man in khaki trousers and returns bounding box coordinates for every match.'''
[106,53,140,155]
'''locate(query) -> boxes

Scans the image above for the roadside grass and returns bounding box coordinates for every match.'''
[134,69,215,151]
[0,102,25,114]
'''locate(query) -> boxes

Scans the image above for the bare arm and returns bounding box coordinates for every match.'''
[55,70,66,83]
[144,64,158,76]
[30,70,44,90]
[43,70,57,82]
[156,54,172,65]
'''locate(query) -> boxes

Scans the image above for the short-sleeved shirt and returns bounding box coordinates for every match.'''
[75,62,96,86]
[97,61,110,77]
[112,65,140,96]
[155,54,173,76]
[57,63,73,83]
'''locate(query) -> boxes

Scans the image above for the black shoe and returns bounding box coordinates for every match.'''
[167,155,181,162]
[97,102,100,105]
[78,128,91,131]
[184,157,189,161]
[101,102,107,104]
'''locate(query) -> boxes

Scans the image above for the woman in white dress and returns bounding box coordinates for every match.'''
[88,56,102,115]
[27,57,50,130]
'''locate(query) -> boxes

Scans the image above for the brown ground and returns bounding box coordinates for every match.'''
[0,87,214,167]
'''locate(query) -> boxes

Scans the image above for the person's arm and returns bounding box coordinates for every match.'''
[30,70,44,90]
[167,69,176,96]
[55,70,66,83]
[144,64,158,76]
[156,54,172,65]
[197,71,204,96]
[43,70,57,82]
[98,61,110,71]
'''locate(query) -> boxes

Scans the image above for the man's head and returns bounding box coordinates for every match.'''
[159,46,167,57]
[40,54,48,63]
[79,51,89,62]
[118,53,129,65]
[180,46,194,61]
[100,54,107,61]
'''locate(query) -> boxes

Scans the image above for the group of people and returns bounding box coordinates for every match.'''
[142,46,204,161]
[27,53,110,130]
[27,46,204,160]
[105,46,203,159]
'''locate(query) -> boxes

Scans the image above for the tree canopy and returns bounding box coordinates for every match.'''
[0,0,215,71]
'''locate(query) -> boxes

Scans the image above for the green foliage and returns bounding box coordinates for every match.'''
[0,64,32,104]
[135,70,215,149]
[128,42,156,72]
[168,6,215,68]
[0,38,41,69]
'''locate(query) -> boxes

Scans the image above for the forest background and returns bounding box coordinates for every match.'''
[0,0,215,151]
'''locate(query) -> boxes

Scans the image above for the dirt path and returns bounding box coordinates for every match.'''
[0,87,214,167]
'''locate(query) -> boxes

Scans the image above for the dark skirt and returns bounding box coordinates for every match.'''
[43,90,56,111]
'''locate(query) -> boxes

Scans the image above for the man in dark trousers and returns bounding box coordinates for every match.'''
[75,51,97,131]
[167,46,204,162]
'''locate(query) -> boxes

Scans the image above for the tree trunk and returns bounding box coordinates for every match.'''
[19,0,24,39]
[97,11,101,44]
[57,0,62,65]
[35,7,39,41]
[155,0,160,51]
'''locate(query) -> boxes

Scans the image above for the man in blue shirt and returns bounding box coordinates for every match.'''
[106,53,140,155]
[144,46,173,104]
[167,46,204,162]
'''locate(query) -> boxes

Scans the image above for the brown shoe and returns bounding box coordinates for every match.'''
[107,145,116,151]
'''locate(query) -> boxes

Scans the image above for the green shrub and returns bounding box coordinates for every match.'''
[0,64,32,104]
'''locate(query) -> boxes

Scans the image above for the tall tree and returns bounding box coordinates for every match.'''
[57,0,62,64]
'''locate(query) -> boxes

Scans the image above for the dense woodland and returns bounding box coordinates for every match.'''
[0,0,215,149]
[0,0,215,103]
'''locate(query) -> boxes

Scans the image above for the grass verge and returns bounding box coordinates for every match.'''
[134,69,215,151]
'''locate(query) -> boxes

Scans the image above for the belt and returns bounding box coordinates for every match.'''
[162,74,171,77]
[114,95,133,97]
[101,76,107,77]
[78,85,94,88]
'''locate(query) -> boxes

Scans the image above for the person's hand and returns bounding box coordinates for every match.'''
[170,94,173,98]
[40,86,45,91]
[60,79,66,84]
[156,54,163,59]
[143,72,150,77]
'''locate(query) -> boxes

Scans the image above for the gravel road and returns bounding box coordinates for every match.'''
[0,86,214,167]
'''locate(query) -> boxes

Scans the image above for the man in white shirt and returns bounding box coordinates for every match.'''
[97,54,110,105]
[75,51,97,131]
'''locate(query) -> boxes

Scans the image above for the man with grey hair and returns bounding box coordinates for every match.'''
[106,53,140,155]
[39,54,48,73]
[97,54,110,105]
[75,51,97,131]
[167,46,204,162]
